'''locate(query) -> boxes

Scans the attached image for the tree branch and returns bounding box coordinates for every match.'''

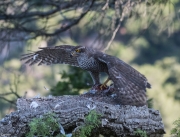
[0,1,85,20]
[0,94,165,136]
[11,0,95,37]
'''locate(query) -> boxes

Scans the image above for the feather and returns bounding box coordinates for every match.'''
[21,45,79,67]
[96,52,150,106]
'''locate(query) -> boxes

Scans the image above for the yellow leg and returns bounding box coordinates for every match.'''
[100,77,110,90]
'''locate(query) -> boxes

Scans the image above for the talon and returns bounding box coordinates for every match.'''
[100,84,107,90]
[100,77,110,90]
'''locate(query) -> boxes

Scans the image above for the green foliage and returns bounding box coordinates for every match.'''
[26,110,101,137]
[73,110,101,137]
[51,67,92,96]
[26,112,62,137]
[171,118,180,137]
[134,129,147,137]
[147,98,153,108]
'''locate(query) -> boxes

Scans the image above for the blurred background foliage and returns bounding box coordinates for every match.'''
[0,0,180,136]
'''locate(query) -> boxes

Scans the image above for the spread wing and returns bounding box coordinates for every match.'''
[21,45,79,67]
[96,52,151,106]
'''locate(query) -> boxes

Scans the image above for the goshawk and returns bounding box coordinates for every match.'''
[21,45,151,106]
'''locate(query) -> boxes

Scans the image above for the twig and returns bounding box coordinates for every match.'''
[0,96,16,105]
[103,22,121,52]
[103,0,123,52]
[102,0,109,10]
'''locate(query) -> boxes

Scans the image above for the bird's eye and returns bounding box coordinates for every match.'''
[75,49,80,52]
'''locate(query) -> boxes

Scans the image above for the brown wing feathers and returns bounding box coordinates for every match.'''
[21,45,79,67]
[97,54,150,106]
[109,66,147,106]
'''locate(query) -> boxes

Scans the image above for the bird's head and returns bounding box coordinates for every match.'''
[70,46,86,57]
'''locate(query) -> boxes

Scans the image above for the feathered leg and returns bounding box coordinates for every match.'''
[88,71,100,85]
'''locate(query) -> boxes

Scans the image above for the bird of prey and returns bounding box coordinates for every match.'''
[21,45,151,106]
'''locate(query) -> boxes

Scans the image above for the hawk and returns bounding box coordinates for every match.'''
[21,45,151,106]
